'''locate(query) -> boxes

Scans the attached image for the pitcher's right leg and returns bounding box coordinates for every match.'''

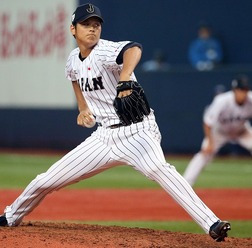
[2,133,112,226]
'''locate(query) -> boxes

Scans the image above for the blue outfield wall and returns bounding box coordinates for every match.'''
[1,66,252,154]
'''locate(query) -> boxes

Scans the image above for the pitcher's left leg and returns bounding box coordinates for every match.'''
[119,130,220,233]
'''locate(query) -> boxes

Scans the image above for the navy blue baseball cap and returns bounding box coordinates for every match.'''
[71,3,103,25]
[231,75,250,91]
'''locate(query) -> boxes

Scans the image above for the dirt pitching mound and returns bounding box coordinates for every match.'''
[1,222,251,248]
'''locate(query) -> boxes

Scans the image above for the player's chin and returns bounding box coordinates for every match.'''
[86,36,99,43]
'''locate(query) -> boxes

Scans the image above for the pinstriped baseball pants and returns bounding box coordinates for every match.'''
[5,114,219,232]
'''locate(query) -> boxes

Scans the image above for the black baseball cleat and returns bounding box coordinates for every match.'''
[0,214,8,226]
[209,220,231,242]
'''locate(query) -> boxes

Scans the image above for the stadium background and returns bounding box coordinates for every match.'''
[0,2,251,245]
[1,0,252,154]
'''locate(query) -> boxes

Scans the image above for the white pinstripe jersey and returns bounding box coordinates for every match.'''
[65,39,137,127]
[204,91,252,134]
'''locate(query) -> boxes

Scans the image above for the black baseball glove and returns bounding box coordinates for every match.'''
[113,80,151,126]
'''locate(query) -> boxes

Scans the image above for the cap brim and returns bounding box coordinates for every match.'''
[77,14,103,23]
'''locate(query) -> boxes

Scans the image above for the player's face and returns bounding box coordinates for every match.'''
[71,17,102,49]
[234,89,249,105]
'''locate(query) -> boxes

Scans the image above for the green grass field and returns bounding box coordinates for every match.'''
[0,152,251,238]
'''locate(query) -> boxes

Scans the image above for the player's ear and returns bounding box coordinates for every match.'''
[70,24,76,38]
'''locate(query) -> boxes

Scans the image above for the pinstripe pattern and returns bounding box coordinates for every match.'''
[5,113,218,232]
[4,39,220,233]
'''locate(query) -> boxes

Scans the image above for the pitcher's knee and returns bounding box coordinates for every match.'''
[144,162,176,180]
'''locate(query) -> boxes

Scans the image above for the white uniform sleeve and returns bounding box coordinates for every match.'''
[95,40,131,70]
[203,95,223,127]
[65,48,80,81]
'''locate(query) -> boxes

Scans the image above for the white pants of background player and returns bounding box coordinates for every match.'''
[4,113,220,233]
[183,125,252,186]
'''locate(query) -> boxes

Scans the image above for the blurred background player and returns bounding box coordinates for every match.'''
[183,75,252,186]
[188,23,223,71]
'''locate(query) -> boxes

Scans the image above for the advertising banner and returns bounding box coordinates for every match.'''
[0,0,77,108]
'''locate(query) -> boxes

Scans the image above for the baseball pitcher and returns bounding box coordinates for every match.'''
[0,3,230,242]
